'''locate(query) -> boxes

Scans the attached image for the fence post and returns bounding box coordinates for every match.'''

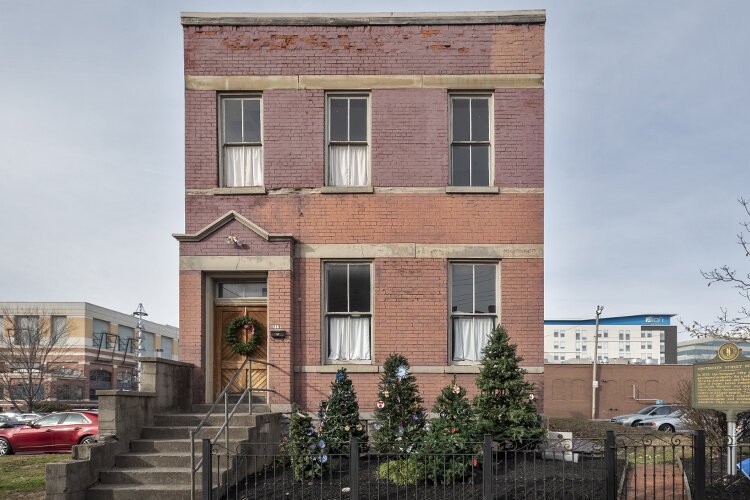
[350,437,359,500]
[605,430,616,500]
[202,438,212,500]
[483,434,492,500]
[693,430,706,500]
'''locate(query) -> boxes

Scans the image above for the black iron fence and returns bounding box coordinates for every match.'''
[200,431,750,499]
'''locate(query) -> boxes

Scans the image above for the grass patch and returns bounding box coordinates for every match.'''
[623,445,693,465]
[0,454,67,499]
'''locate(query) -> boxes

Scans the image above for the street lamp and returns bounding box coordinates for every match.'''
[591,305,604,420]
[132,303,148,391]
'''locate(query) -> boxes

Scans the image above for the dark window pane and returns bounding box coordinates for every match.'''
[349,98,368,141]
[224,100,242,143]
[349,264,371,312]
[330,98,348,141]
[243,99,261,142]
[471,98,489,141]
[471,145,490,186]
[451,264,474,313]
[474,265,496,313]
[451,145,471,186]
[452,98,470,141]
[326,265,348,312]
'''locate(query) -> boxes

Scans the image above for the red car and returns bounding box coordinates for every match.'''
[0,411,98,455]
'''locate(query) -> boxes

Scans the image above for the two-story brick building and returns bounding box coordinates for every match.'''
[174,11,545,412]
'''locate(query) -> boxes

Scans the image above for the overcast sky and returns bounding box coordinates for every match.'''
[0,0,747,334]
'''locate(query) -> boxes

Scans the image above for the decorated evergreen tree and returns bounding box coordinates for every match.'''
[474,325,544,445]
[421,377,481,483]
[320,368,367,454]
[371,354,426,453]
[283,404,328,480]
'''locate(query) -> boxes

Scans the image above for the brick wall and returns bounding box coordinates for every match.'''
[184,89,543,192]
[180,17,544,409]
[184,24,544,76]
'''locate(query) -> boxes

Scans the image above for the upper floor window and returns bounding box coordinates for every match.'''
[93,319,113,349]
[117,325,134,353]
[450,94,492,186]
[450,263,497,362]
[326,94,370,186]
[220,95,263,187]
[14,316,39,345]
[51,315,67,341]
[324,262,372,361]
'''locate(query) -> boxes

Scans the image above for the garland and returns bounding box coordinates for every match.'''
[226,316,264,356]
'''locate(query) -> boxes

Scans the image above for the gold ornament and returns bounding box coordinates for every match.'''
[344,425,350,432]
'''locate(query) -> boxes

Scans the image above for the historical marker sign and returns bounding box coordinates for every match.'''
[692,342,750,411]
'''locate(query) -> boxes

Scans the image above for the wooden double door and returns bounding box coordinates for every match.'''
[213,305,268,400]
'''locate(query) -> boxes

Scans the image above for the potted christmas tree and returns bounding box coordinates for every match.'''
[474,325,544,446]
[371,353,426,454]
[320,368,367,454]
[283,404,328,480]
[420,377,480,484]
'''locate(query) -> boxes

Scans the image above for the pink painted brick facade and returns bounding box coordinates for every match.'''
[178,12,545,412]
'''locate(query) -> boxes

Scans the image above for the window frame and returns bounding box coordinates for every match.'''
[324,92,372,187]
[448,260,501,364]
[321,260,373,364]
[218,93,264,188]
[448,92,495,187]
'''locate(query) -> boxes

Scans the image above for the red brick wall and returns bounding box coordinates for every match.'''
[183,194,543,244]
[184,88,544,191]
[184,24,544,76]
[181,19,544,408]
[178,271,205,401]
[267,269,293,406]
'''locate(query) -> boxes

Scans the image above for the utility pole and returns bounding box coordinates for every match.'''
[591,305,604,420]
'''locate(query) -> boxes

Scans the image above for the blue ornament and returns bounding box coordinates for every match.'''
[306,428,314,436]
[372,423,381,430]
[396,365,408,380]
[336,371,345,382]
[318,439,326,449]
[320,454,328,463]
[412,414,420,422]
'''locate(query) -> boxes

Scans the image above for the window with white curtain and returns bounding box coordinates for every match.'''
[324,262,371,361]
[450,263,497,362]
[450,94,492,186]
[220,95,263,187]
[326,94,369,186]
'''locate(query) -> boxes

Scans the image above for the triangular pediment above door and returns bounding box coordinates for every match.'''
[173,211,295,244]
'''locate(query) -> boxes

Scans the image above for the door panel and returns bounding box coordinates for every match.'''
[213,306,268,399]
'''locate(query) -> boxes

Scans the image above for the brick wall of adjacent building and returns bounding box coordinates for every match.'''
[544,364,692,420]
[180,15,545,411]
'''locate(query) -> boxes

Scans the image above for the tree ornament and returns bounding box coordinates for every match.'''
[396,365,408,380]
[451,427,455,433]
[452,384,461,395]
[377,400,385,409]
[344,425,350,432]
[225,316,264,356]
[336,371,345,382]
[383,390,390,397]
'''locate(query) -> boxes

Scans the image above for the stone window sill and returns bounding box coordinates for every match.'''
[320,186,374,194]
[445,186,500,194]
[212,186,267,195]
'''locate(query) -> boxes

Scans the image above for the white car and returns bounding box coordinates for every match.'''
[610,404,681,427]
[637,410,689,433]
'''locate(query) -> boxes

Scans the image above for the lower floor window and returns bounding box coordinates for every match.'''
[452,316,495,362]
[328,316,371,361]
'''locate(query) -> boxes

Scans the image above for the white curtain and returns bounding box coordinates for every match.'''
[328,316,371,361]
[329,145,368,186]
[225,146,263,187]
[453,317,495,362]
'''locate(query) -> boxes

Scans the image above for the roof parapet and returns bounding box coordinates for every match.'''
[181,10,546,27]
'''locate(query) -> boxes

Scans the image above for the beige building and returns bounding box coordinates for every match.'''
[0,302,179,403]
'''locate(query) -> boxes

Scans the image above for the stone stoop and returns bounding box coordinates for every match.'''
[85,411,273,500]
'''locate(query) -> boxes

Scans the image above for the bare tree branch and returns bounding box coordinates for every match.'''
[0,306,82,412]
[683,198,750,342]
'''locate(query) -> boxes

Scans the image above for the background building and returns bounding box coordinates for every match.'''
[0,302,179,403]
[677,338,750,364]
[544,314,677,364]
[176,10,546,411]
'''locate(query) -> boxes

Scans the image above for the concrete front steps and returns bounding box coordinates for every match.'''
[86,410,273,500]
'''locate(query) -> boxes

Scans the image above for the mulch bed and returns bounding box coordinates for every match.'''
[224,452,608,499]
